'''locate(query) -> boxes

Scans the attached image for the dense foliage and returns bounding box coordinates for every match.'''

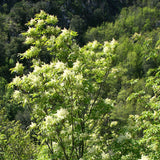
[0,0,160,159]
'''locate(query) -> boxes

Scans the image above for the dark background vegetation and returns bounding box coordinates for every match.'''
[0,0,160,159]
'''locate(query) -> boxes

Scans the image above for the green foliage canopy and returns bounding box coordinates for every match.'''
[10,11,118,159]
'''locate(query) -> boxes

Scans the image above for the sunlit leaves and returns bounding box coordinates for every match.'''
[22,46,41,58]
[10,62,24,74]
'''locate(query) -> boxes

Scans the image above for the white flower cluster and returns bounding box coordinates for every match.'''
[52,142,60,152]
[30,122,36,129]
[73,60,81,71]
[55,61,65,71]
[36,19,45,27]
[104,98,113,106]
[27,27,36,35]
[61,28,69,37]
[41,35,47,41]
[111,68,119,74]
[45,115,54,126]
[33,66,41,73]
[25,37,34,44]
[63,69,74,79]
[11,62,24,74]
[29,18,36,26]
[103,42,110,53]
[125,132,132,139]
[12,76,21,85]
[30,46,40,56]
[75,74,83,86]
[13,90,21,99]
[103,39,117,53]
[138,155,149,160]
[110,38,117,47]
[92,40,99,49]
[76,74,83,80]
[28,74,41,86]
[55,108,69,121]
[102,152,110,160]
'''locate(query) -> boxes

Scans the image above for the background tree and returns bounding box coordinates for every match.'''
[0,109,36,160]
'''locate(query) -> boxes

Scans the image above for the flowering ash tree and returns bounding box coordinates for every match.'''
[10,11,118,160]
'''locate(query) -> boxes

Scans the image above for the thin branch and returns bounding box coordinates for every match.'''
[45,140,54,155]
[86,71,109,122]
[56,129,69,160]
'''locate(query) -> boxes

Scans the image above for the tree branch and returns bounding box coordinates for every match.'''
[86,70,109,122]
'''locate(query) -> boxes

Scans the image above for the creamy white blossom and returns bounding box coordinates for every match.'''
[28,74,41,86]
[52,142,60,152]
[29,18,36,25]
[13,90,21,99]
[79,133,88,139]
[30,122,36,129]
[37,19,44,27]
[103,41,110,53]
[102,152,110,160]
[92,40,99,49]
[12,76,21,85]
[33,66,41,73]
[55,61,65,71]
[12,62,24,73]
[61,28,69,36]
[103,39,117,53]
[138,155,150,160]
[104,98,113,105]
[25,37,34,44]
[111,68,119,73]
[63,69,74,79]
[27,27,36,34]
[45,115,54,126]
[75,74,83,84]
[110,38,117,48]
[55,108,69,121]
[73,60,81,70]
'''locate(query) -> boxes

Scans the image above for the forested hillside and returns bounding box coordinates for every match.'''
[0,0,160,159]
